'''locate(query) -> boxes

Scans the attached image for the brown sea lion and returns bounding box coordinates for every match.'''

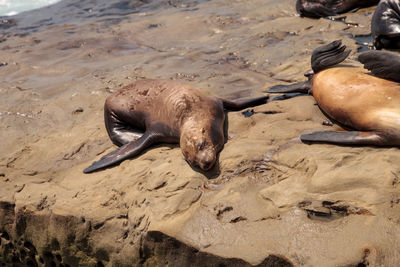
[371,0,400,50]
[83,79,269,173]
[296,0,379,18]
[266,40,400,146]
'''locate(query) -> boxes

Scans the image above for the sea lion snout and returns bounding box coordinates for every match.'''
[180,132,217,170]
[182,143,217,170]
[196,149,216,170]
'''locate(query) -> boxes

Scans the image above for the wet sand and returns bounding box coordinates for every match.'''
[0,0,399,266]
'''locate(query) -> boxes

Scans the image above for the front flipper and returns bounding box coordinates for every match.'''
[265,81,311,94]
[300,131,386,146]
[83,131,159,173]
[358,50,400,82]
[221,95,269,111]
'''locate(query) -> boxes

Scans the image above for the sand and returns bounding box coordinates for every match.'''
[0,0,399,266]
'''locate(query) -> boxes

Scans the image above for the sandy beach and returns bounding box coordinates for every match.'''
[0,0,399,266]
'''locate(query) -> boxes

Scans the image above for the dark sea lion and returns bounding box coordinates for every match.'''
[371,0,400,50]
[266,40,400,146]
[83,79,269,173]
[296,0,379,18]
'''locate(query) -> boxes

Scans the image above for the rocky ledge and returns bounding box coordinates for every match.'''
[1,0,399,266]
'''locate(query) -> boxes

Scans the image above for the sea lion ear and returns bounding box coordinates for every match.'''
[202,128,206,134]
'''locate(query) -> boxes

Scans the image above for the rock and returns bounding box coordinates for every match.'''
[1,0,399,266]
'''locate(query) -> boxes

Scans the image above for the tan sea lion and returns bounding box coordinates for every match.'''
[83,79,269,173]
[266,40,400,146]
[296,0,379,18]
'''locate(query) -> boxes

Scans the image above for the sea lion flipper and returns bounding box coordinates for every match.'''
[296,0,338,18]
[83,131,159,173]
[221,95,269,111]
[358,50,400,82]
[104,105,146,146]
[300,131,385,146]
[265,81,311,94]
[311,40,351,73]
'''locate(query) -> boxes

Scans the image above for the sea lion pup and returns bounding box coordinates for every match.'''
[371,0,400,50]
[266,40,400,146]
[296,0,379,18]
[83,79,269,173]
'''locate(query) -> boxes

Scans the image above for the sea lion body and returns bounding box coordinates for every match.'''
[371,0,400,49]
[105,79,225,146]
[312,68,400,142]
[267,40,400,146]
[104,79,224,170]
[84,79,268,173]
[296,0,379,18]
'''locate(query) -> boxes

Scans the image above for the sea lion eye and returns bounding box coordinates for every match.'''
[197,141,206,150]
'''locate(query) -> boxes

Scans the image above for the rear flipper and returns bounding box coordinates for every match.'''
[358,50,400,82]
[83,131,159,173]
[265,41,350,96]
[265,81,311,94]
[222,95,269,111]
[311,40,351,73]
[300,130,389,146]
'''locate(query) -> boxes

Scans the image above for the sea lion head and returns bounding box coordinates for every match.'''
[180,123,223,171]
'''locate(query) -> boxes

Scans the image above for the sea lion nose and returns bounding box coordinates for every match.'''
[197,149,216,170]
[202,161,212,170]
[200,156,215,170]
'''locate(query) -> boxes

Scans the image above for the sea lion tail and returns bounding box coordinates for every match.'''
[311,40,351,73]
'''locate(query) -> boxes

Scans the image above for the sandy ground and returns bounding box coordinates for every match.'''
[0,0,400,266]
